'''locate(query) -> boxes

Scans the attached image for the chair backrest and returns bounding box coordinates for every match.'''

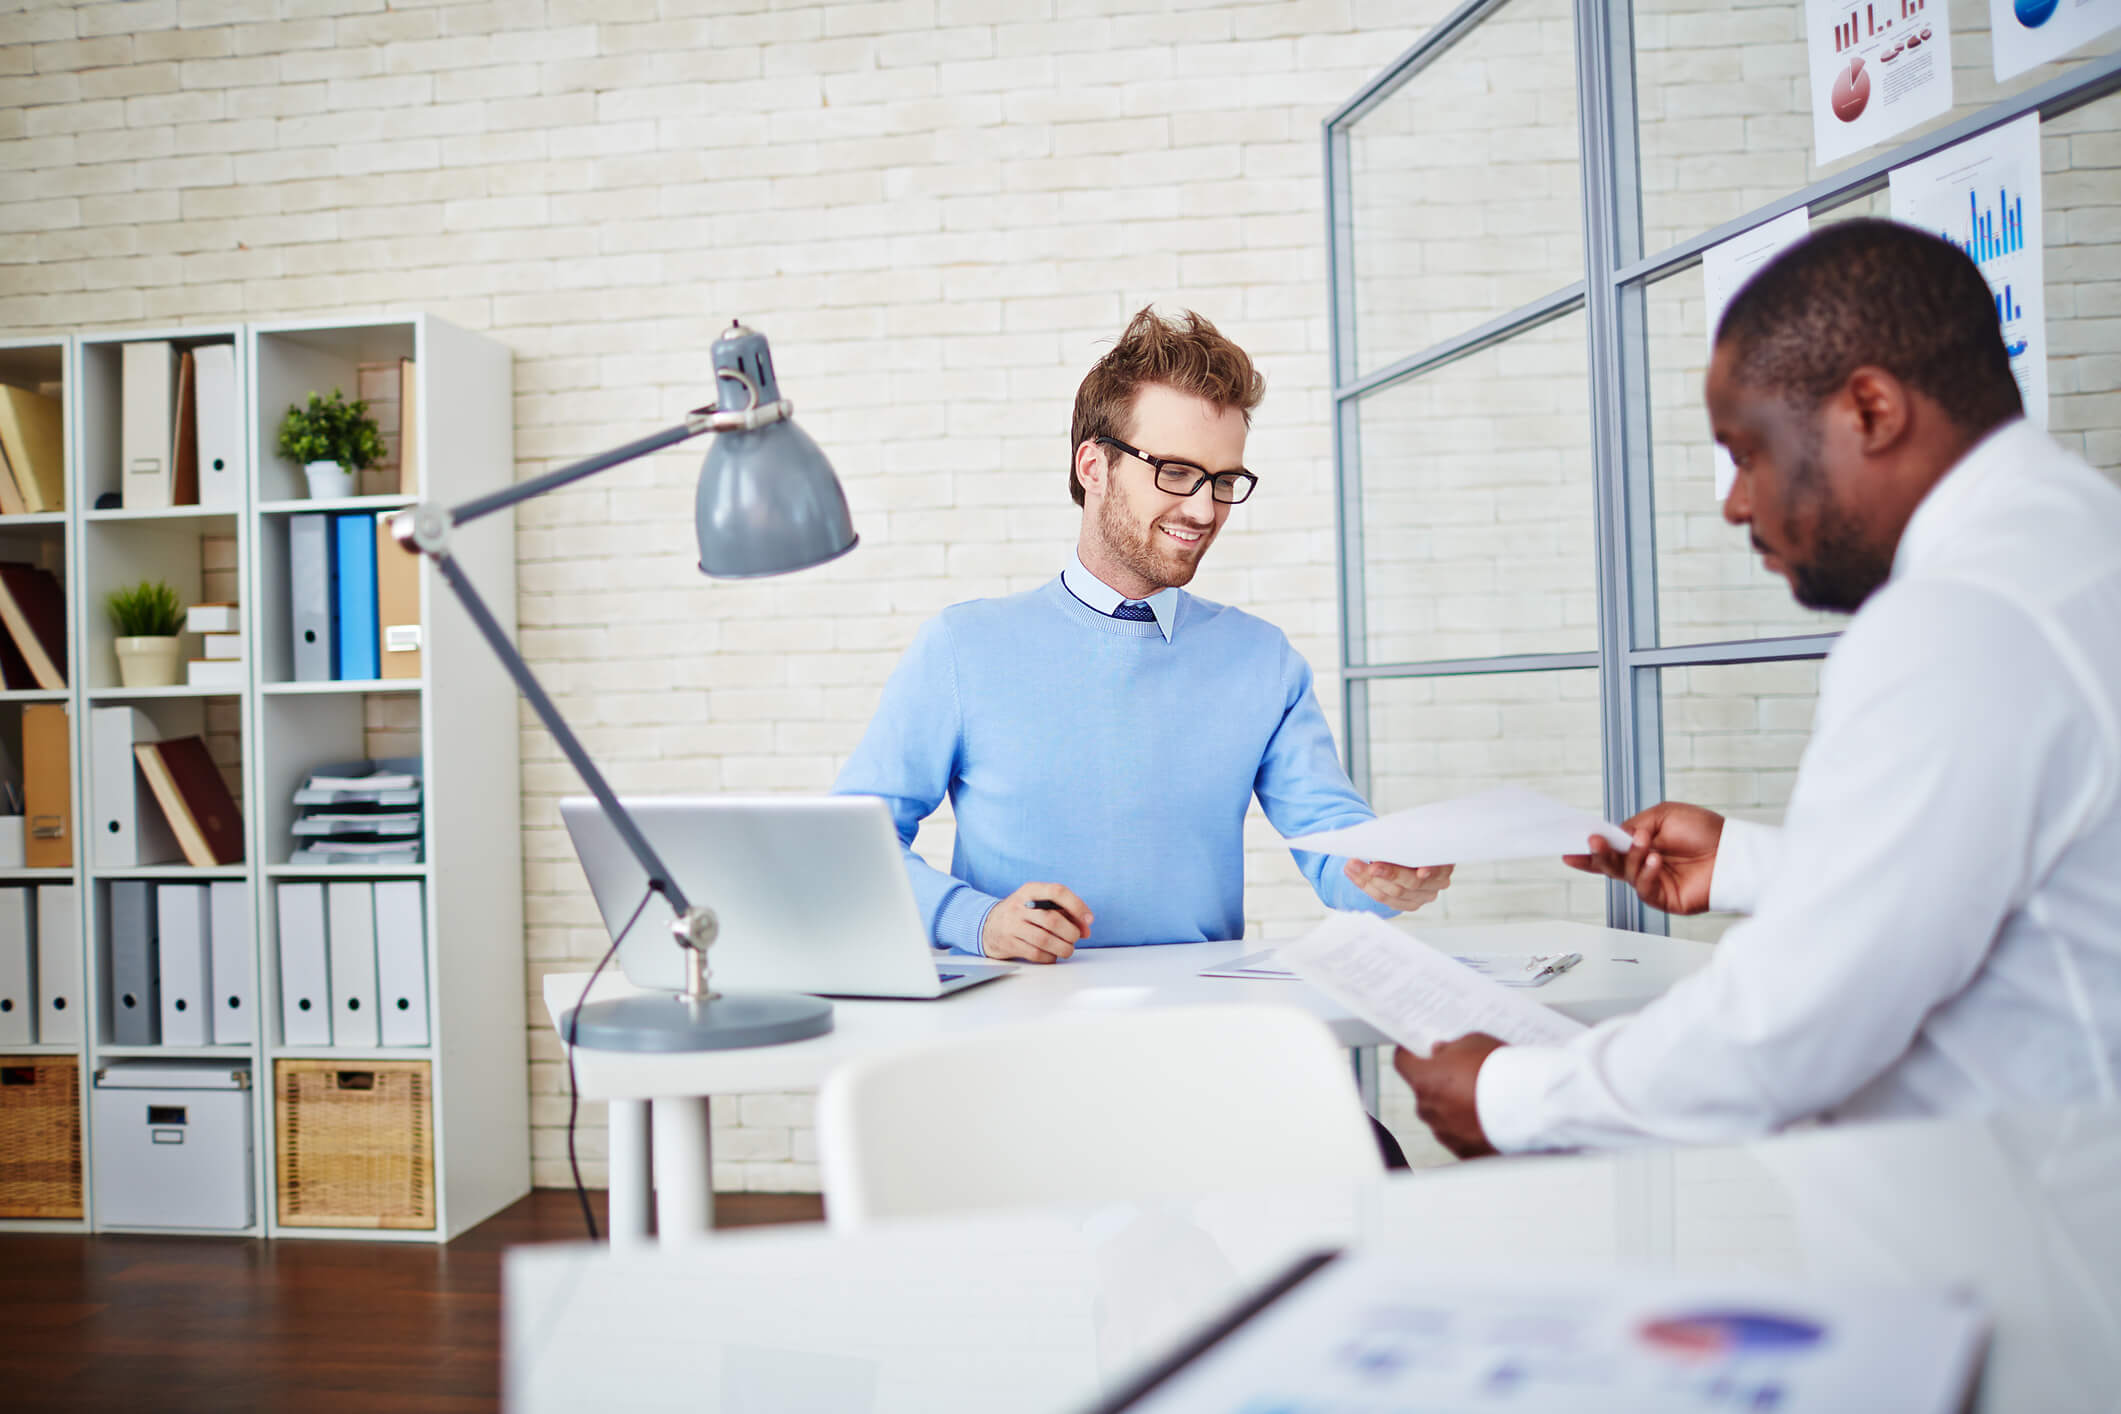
[816,1003,1385,1230]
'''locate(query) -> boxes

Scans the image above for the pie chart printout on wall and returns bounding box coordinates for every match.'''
[2015,0,2060,27]
[1832,56,1872,123]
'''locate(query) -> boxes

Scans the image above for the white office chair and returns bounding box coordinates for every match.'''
[815,1003,1386,1230]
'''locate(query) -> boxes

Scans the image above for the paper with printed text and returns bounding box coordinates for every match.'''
[1279,912,1587,1053]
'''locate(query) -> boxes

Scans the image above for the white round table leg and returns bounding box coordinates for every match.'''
[651,1095,715,1239]
[606,1098,652,1244]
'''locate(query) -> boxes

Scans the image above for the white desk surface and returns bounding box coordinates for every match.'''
[542,920,1710,1100]
[506,1104,2121,1413]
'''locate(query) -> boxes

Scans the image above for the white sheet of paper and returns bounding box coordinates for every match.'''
[1702,207,1812,501]
[1991,0,2121,80]
[1284,785,1629,868]
[1890,113,2048,427]
[1806,0,1954,167]
[1201,947,1573,987]
[1197,948,1300,980]
[1279,913,1587,1052]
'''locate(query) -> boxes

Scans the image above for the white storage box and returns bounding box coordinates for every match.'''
[91,1061,254,1230]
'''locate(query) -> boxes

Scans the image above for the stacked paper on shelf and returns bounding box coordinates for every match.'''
[288,840,422,866]
[287,756,424,865]
[292,813,421,838]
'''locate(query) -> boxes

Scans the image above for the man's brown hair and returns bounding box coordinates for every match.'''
[1068,307,1265,506]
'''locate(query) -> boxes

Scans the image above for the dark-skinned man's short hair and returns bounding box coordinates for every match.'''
[1715,217,2023,437]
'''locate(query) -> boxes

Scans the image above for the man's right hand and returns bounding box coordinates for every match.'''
[1563,801,1725,915]
[980,883,1093,963]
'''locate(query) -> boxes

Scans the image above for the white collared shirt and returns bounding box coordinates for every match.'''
[1061,548,1179,642]
[1479,420,2121,1151]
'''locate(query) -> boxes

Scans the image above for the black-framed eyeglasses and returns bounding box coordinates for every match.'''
[1096,435,1258,505]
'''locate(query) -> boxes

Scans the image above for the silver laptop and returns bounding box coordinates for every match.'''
[560,794,1015,999]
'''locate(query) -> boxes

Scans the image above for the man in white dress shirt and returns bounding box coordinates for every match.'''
[1398,218,2121,1156]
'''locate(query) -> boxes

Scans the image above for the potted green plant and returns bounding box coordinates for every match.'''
[106,579,186,688]
[276,388,385,499]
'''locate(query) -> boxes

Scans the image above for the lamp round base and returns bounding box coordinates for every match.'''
[561,991,834,1052]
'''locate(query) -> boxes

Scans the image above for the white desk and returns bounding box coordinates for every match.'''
[506,1104,2121,1413]
[543,921,1710,1241]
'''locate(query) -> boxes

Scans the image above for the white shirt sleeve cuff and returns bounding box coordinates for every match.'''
[1707,817,1783,917]
[1474,1043,1575,1155]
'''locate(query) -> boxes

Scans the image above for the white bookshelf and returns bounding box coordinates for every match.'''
[0,315,525,1243]
[247,313,524,1242]
[0,334,85,1234]
[70,323,261,1235]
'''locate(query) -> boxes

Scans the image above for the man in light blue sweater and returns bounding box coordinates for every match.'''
[834,307,1450,963]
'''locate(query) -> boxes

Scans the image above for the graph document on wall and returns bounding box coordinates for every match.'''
[1806,0,1954,166]
[1890,113,2048,426]
[1701,208,1812,501]
[1991,0,2121,80]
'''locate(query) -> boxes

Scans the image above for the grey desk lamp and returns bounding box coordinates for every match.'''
[395,321,856,1051]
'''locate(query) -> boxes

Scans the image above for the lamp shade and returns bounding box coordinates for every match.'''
[695,323,859,578]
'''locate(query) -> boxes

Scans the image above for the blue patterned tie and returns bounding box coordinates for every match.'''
[1113,600,1156,622]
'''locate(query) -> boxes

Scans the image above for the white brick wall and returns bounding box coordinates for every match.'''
[8,0,2114,1192]
[3,0,1430,1191]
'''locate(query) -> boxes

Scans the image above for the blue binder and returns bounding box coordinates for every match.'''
[289,513,338,682]
[334,512,379,681]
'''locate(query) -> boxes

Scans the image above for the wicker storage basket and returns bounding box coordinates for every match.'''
[275,1059,434,1230]
[0,1056,84,1219]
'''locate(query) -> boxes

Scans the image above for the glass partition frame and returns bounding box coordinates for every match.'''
[1326,3,2121,933]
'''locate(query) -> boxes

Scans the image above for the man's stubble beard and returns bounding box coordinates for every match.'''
[1779,434,1895,614]
[1093,476,1214,592]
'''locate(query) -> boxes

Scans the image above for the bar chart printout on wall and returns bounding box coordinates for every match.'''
[1990,0,2121,80]
[1806,0,1955,166]
[1890,113,2048,426]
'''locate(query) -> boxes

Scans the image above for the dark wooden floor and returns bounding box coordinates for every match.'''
[0,1190,826,1413]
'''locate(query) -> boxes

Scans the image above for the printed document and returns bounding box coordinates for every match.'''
[1279,912,1586,1052]
[1201,947,1578,987]
[1283,785,1630,868]
[1120,1252,1989,1414]
[1890,114,2048,426]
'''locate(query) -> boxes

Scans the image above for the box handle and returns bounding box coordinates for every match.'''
[336,1071,376,1091]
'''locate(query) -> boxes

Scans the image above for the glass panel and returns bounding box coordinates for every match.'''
[1648,93,2121,645]
[1358,311,1598,663]
[1346,0,1584,377]
[1366,670,1608,925]
[1632,0,2121,255]
[2047,92,2121,487]
[1645,264,1840,645]
[1658,658,1823,942]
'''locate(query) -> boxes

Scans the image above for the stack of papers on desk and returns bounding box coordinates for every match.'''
[1278,912,1586,1052]
[1284,785,1631,867]
[1202,948,1580,988]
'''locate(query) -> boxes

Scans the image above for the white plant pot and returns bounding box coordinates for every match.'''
[304,459,356,499]
[114,635,183,689]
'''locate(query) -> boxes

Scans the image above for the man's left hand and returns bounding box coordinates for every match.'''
[1346,860,1454,913]
[1393,1034,1504,1159]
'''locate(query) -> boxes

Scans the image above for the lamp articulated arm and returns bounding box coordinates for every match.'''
[394,501,725,998]
[379,321,855,1053]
